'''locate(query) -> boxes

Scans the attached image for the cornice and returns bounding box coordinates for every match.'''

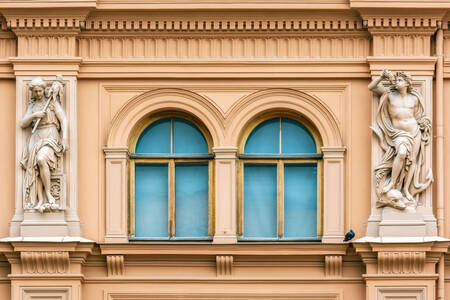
[95,0,350,10]
[0,0,96,9]
[0,8,93,32]
[351,0,450,8]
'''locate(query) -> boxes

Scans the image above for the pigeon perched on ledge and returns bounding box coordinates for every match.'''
[343,229,355,242]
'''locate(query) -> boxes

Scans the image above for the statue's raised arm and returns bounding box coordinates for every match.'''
[368,68,394,97]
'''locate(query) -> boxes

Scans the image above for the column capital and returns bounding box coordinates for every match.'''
[104,147,129,159]
[321,146,346,158]
[212,147,239,159]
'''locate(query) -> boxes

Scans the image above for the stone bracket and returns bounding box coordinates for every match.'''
[325,255,342,277]
[216,255,233,277]
[106,255,125,277]
[21,251,69,274]
[378,251,425,274]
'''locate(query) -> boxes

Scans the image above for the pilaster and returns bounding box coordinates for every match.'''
[360,9,441,239]
[212,147,238,244]
[5,5,89,239]
[104,147,129,243]
[321,146,346,243]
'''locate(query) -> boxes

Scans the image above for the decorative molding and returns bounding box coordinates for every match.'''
[371,33,432,57]
[21,251,69,274]
[0,35,16,58]
[104,292,342,300]
[377,251,425,274]
[78,59,370,79]
[367,57,437,76]
[106,255,124,276]
[375,286,426,300]
[216,255,233,277]
[5,16,85,30]
[0,0,96,8]
[364,17,440,29]
[17,35,77,57]
[96,0,350,10]
[351,0,450,8]
[78,35,369,61]
[83,17,363,32]
[20,286,72,300]
[325,255,342,277]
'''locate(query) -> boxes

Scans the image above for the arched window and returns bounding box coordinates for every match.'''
[130,116,213,240]
[238,116,322,241]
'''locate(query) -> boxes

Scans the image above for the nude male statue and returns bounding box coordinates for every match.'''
[368,68,432,210]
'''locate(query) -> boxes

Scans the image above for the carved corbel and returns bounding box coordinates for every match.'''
[216,255,233,277]
[324,255,342,277]
[21,251,69,274]
[377,251,425,274]
[106,255,124,277]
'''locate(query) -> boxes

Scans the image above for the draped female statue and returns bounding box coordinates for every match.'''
[20,76,68,212]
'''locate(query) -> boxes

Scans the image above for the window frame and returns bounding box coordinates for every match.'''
[237,113,323,241]
[128,113,215,240]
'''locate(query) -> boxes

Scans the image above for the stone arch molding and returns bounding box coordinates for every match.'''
[107,88,225,148]
[226,88,346,243]
[227,88,343,147]
[104,87,345,244]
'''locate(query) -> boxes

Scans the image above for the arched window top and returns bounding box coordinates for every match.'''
[135,117,209,154]
[244,117,317,154]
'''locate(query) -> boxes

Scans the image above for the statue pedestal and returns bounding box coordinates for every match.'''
[20,211,68,237]
[367,206,437,238]
[378,207,426,237]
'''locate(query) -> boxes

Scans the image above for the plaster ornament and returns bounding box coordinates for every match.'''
[20,76,68,213]
[368,68,433,211]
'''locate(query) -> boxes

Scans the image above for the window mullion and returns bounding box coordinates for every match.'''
[277,160,284,238]
[238,160,244,236]
[168,159,175,237]
[129,160,135,236]
[208,160,214,236]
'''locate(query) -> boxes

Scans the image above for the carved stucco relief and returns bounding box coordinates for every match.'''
[20,75,68,213]
[368,68,433,211]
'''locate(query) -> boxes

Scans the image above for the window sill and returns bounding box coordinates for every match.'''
[237,237,322,242]
[129,237,213,242]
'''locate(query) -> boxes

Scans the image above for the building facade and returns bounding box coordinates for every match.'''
[0,0,450,299]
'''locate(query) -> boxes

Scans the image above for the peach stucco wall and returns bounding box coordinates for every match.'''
[76,78,373,242]
[1,1,450,300]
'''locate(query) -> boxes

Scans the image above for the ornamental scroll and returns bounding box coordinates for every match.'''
[368,68,433,211]
[20,76,68,213]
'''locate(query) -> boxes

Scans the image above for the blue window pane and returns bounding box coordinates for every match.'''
[243,164,277,238]
[173,118,208,154]
[284,164,317,238]
[135,119,171,154]
[244,118,280,154]
[281,118,316,154]
[175,163,209,237]
[135,164,169,237]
